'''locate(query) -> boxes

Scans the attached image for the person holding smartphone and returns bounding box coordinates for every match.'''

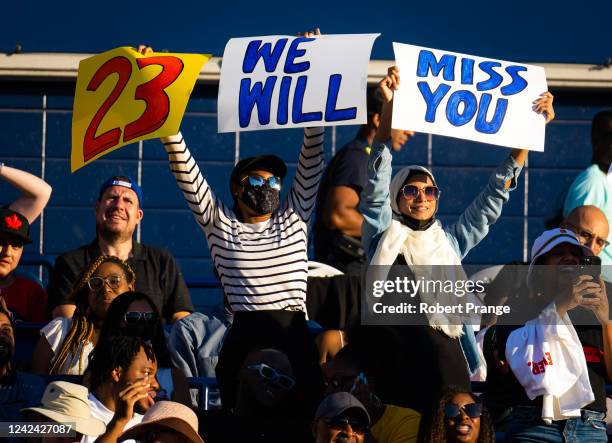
[484,228,611,442]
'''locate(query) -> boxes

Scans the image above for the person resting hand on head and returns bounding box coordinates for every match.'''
[0,163,52,322]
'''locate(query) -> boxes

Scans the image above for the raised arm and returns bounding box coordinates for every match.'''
[1,163,52,223]
[506,92,555,186]
[446,92,555,258]
[288,127,325,222]
[360,66,399,261]
[161,133,218,230]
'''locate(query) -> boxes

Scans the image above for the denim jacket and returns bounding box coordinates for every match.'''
[359,142,523,374]
[360,142,523,262]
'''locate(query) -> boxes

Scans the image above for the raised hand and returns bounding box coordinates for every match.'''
[297,28,321,38]
[378,66,400,104]
[137,45,153,56]
[533,92,555,124]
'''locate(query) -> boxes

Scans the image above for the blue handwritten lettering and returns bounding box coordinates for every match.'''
[292,76,322,123]
[417,82,451,122]
[416,50,456,81]
[501,66,528,96]
[324,74,357,122]
[446,90,477,126]
[238,77,277,127]
[475,94,508,133]
[242,39,288,74]
[284,37,314,74]
[277,76,292,125]
[461,58,475,85]
[476,61,502,91]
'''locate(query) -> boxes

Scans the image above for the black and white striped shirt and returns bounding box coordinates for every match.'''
[162,128,324,312]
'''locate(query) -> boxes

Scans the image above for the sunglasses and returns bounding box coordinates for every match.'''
[87,275,125,291]
[564,222,610,250]
[444,402,483,419]
[123,311,158,325]
[400,184,440,201]
[247,363,296,390]
[325,417,368,435]
[241,175,281,190]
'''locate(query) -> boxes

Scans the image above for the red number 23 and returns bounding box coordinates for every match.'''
[83,55,184,161]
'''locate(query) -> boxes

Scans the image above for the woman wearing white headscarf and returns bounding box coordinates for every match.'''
[358,67,554,413]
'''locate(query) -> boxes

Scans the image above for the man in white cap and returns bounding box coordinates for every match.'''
[117,401,203,443]
[312,392,371,443]
[22,381,106,443]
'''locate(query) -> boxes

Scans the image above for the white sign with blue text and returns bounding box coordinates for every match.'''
[218,34,379,133]
[392,43,548,151]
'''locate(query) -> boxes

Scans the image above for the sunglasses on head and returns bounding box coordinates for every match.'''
[247,362,295,390]
[123,311,158,325]
[87,275,124,291]
[241,175,281,190]
[444,402,483,419]
[324,417,368,435]
[400,184,440,201]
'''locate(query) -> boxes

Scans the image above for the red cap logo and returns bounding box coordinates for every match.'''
[5,214,22,230]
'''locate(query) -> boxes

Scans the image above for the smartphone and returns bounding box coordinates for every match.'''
[579,256,602,280]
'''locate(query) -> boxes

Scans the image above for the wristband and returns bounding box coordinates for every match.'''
[0,162,4,175]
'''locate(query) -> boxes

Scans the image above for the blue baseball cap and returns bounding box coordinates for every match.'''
[98,176,143,207]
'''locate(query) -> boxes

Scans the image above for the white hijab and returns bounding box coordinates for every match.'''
[371,165,466,337]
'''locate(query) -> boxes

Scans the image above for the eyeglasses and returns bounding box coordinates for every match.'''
[444,402,483,419]
[564,222,610,250]
[123,311,158,325]
[324,417,368,435]
[87,275,125,291]
[247,363,296,390]
[400,184,440,201]
[241,175,281,190]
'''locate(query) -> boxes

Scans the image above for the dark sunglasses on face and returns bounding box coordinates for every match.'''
[87,275,124,291]
[241,174,281,190]
[123,311,158,324]
[401,184,440,201]
[444,402,483,419]
[324,417,368,435]
[247,362,296,390]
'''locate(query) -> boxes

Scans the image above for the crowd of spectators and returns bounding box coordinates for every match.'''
[1,39,612,443]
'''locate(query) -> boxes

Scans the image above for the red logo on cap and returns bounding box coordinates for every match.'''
[5,214,22,230]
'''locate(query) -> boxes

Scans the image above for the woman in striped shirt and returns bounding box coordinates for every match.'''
[161,30,325,414]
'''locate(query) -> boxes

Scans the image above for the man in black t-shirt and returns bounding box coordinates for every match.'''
[48,176,193,323]
[313,91,414,274]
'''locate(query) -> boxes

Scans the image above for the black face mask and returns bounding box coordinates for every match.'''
[123,322,156,342]
[240,183,280,215]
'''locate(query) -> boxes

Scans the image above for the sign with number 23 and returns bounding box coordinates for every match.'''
[71,47,210,171]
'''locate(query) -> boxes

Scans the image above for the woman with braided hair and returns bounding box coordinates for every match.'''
[32,255,135,374]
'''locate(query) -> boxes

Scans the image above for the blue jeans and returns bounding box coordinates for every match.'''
[502,406,607,443]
